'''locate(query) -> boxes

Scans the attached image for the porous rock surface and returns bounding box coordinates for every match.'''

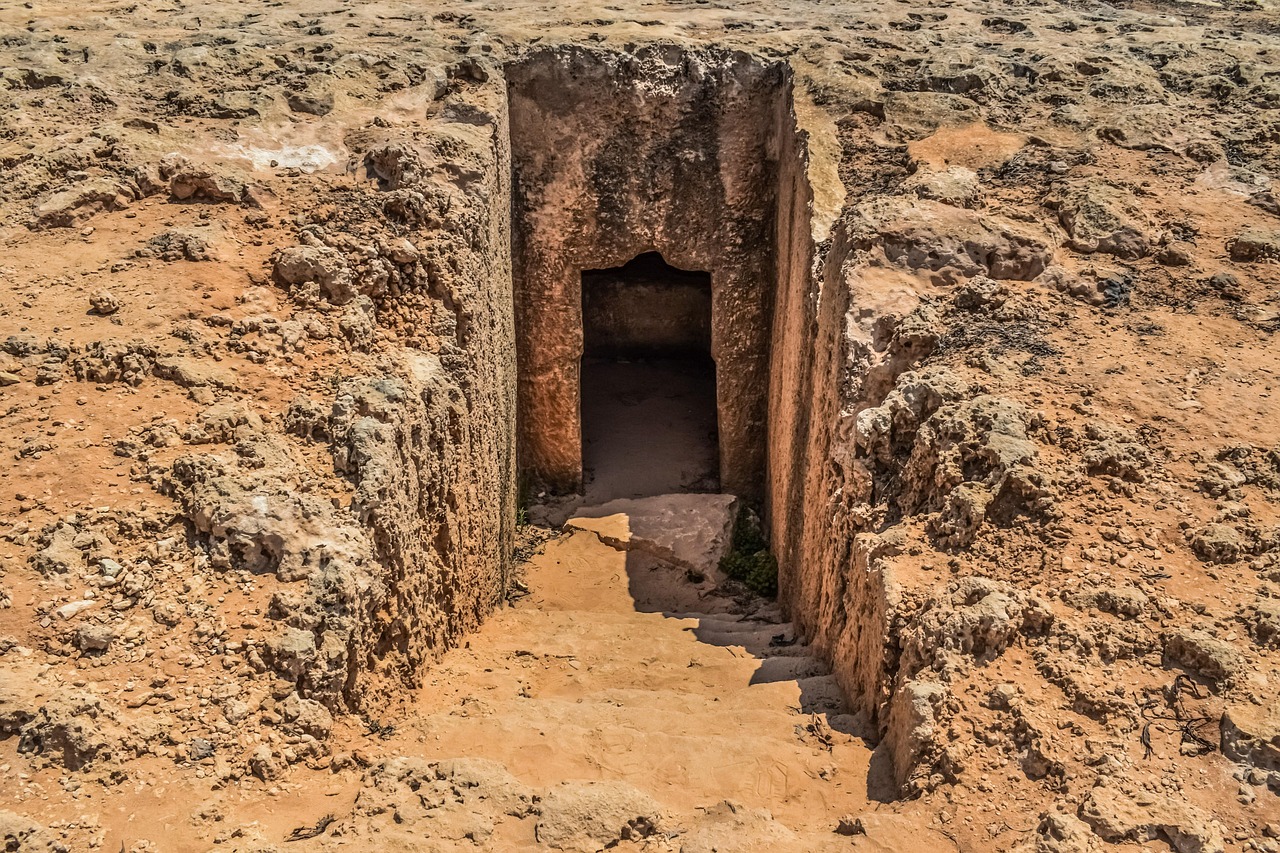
[0,0,1279,849]
[565,494,739,577]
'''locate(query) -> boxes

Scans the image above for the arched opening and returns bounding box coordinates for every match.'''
[579,252,720,502]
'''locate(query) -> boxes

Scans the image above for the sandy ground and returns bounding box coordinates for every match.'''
[398,527,875,824]
[350,508,961,850]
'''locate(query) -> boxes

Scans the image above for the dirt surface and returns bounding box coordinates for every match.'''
[371,519,896,850]
[2,0,1280,851]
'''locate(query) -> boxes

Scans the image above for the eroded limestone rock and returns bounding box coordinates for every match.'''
[856,197,1053,280]
[1162,629,1244,691]
[1079,782,1225,853]
[566,493,739,577]
[1050,181,1158,260]
[535,781,666,853]
[1221,704,1280,773]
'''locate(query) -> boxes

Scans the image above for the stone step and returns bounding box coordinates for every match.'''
[689,623,805,649]
[795,675,846,715]
[750,602,787,623]
[510,691,814,718]
[749,656,830,684]
[565,494,739,575]
[664,612,793,633]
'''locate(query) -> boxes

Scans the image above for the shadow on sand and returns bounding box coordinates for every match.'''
[616,544,900,803]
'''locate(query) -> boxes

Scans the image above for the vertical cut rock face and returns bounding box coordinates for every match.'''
[334,88,520,706]
[768,219,898,725]
[196,77,522,712]
[504,43,910,761]
[509,45,801,502]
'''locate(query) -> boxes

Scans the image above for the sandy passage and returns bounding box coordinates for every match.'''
[360,502,943,849]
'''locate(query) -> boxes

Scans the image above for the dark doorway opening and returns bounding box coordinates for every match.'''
[580,252,720,502]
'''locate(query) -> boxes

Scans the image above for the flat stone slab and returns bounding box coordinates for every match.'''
[1221,703,1280,772]
[565,493,739,577]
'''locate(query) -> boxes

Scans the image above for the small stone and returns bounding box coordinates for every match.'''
[386,237,419,263]
[55,600,95,620]
[954,275,1009,311]
[1228,231,1280,262]
[88,291,122,316]
[249,745,283,781]
[75,622,116,652]
[279,693,333,739]
[1207,272,1244,301]
[1163,629,1243,689]
[1156,242,1194,266]
[285,89,335,117]
[1189,523,1242,564]
[147,229,211,262]
[188,738,215,761]
[535,781,664,852]
[1222,704,1280,773]
[835,815,866,836]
